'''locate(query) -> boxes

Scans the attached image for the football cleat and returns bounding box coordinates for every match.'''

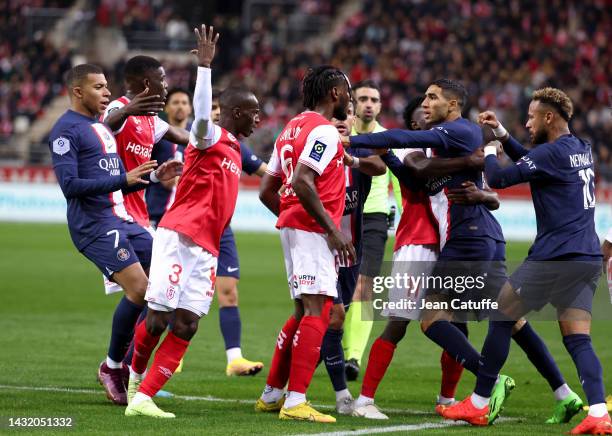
[583,396,612,413]
[255,396,285,413]
[126,377,142,405]
[545,391,583,424]
[488,374,515,424]
[279,401,336,423]
[569,414,612,435]
[125,398,175,418]
[226,357,264,376]
[345,358,360,381]
[441,396,488,426]
[336,395,355,415]
[352,402,389,420]
[435,397,458,416]
[97,361,127,405]
[174,358,184,374]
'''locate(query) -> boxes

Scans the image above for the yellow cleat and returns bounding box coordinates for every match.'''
[279,401,336,423]
[226,357,264,376]
[125,398,175,418]
[255,396,285,413]
[583,395,612,412]
[126,377,142,404]
[175,358,184,374]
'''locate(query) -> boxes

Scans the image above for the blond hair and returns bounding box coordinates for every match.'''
[532,87,573,121]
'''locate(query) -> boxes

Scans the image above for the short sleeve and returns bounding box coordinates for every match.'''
[297,124,340,175]
[266,143,282,176]
[515,143,556,181]
[102,99,127,134]
[153,116,170,143]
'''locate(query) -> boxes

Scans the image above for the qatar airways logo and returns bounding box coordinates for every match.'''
[99,157,121,176]
[221,157,240,176]
[125,141,152,158]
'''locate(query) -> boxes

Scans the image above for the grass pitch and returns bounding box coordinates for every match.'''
[0,222,610,435]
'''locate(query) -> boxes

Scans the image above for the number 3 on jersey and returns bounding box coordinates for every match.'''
[578,168,595,209]
[169,263,183,285]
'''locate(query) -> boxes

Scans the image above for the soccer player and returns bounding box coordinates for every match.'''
[346,80,583,425]
[324,102,386,414]
[49,64,180,405]
[343,80,401,381]
[146,87,192,227]
[212,91,267,377]
[256,65,354,423]
[352,96,498,419]
[124,25,260,418]
[102,55,190,229]
[441,88,611,434]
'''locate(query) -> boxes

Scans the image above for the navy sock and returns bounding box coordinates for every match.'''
[512,322,565,391]
[219,306,241,350]
[108,297,143,362]
[424,320,480,374]
[474,319,514,397]
[451,321,468,337]
[321,328,347,392]
[123,306,147,365]
[563,334,605,405]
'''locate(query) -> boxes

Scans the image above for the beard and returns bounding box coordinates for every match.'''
[332,101,348,121]
[533,128,548,145]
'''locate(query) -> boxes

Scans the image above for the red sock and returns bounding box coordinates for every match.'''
[139,332,189,397]
[440,350,464,398]
[287,313,329,394]
[266,316,299,389]
[361,338,396,399]
[130,319,161,374]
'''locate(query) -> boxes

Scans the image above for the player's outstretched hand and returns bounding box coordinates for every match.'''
[191,24,220,68]
[126,160,157,186]
[478,111,500,128]
[446,181,484,205]
[124,88,166,116]
[339,135,351,148]
[327,229,356,267]
[155,159,183,181]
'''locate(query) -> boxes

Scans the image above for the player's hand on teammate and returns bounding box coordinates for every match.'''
[327,229,356,267]
[191,24,220,68]
[126,160,158,186]
[478,110,500,129]
[446,181,486,205]
[124,88,166,116]
[154,159,183,181]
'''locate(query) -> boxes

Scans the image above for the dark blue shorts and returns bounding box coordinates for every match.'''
[218,226,240,279]
[80,221,153,279]
[509,258,601,313]
[334,264,360,308]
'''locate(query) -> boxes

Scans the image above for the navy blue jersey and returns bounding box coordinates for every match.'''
[145,138,178,221]
[240,142,264,175]
[49,110,135,250]
[351,118,504,243]
[485,134,601,260]
[342,147,373,263]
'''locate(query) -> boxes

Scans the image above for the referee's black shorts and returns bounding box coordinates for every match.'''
[359,212,388,277]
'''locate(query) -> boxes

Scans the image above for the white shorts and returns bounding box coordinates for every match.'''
[145,227,217,317]
[381,244,438,320]
[280,228,338,300]
[102,225,156,295]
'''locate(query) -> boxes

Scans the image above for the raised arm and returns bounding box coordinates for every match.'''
[345,128,447,150]
[103,89,166,133]
[189,24,220,150]
[479,111,529,161]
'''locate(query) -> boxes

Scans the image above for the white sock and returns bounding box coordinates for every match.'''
[131,392,151,406]
[335,388,351,402]
[128,365,145,380]
[470,392,489,409]
[588,403,608,418]
[356,394,374,408]
[106,356,123,369]
[260,385,284,403]
[284,391,307,409]
[553,383,572,401]
[437,394,455,405]
[226,347,242,363]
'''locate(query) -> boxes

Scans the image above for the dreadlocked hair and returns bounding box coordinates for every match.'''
[302,65,348,110]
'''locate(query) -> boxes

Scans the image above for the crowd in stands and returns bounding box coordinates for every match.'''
[0,0,73,137]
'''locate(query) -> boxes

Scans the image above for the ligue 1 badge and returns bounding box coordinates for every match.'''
[117,248,131,261]
[52,137,70,155]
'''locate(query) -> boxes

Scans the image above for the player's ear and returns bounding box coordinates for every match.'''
[232,107,241,120]
[72,86,83,99]
[331,86,340,102]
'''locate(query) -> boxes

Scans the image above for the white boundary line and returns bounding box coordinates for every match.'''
[292,421,467,436]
